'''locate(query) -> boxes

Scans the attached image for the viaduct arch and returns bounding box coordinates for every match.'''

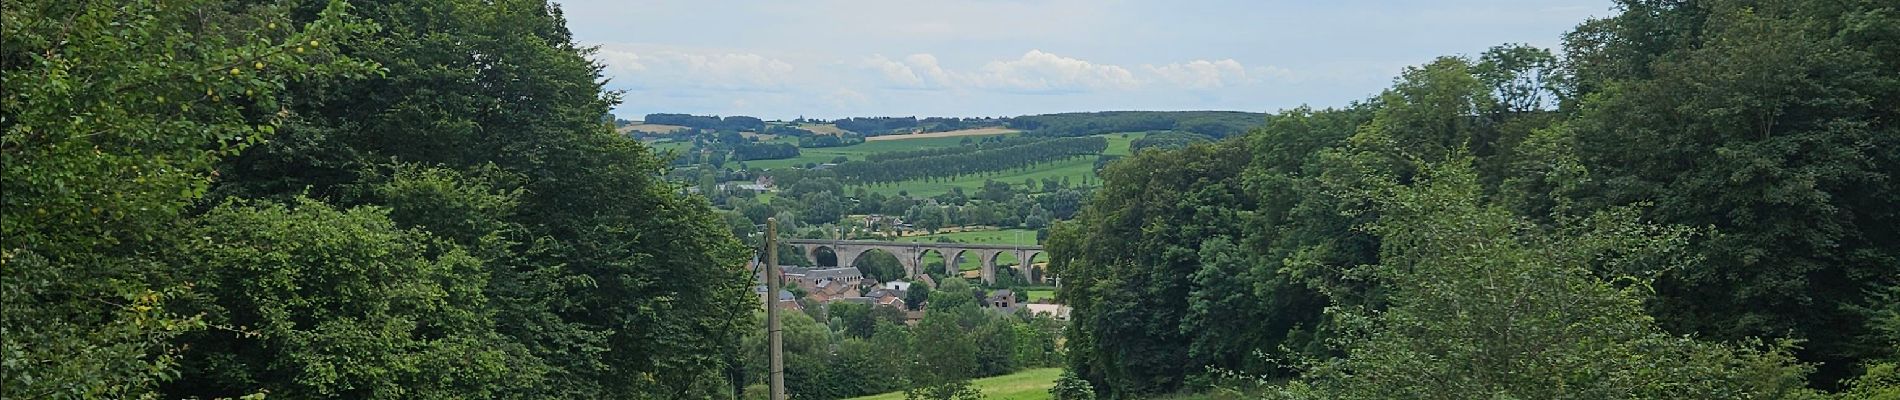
[784,239,1044,285]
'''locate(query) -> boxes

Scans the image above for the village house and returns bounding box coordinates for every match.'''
[753,285,800,311]
[862,287,909,310]
[985,289,1017,313]
[1024,304,1070,321]
[781,266,864,303]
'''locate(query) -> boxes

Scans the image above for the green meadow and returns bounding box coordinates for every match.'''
[845,368,1063,400]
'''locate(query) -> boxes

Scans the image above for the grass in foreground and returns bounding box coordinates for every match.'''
[845,368,1063,400]
[1026,290,1055,302]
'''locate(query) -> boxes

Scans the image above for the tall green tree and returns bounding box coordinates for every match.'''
[1,0,370,396]
[1267,160,1823,400]
[1562,0,1900,383]
[1050,140,1255,397]
[164,198,532,398]
[201,0,758,396]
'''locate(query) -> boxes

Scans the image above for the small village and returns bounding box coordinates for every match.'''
[755,263,1071,324]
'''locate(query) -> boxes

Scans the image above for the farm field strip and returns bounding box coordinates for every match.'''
[864,127,1020,141]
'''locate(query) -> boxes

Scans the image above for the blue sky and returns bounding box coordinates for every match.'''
[557,0,1613,121]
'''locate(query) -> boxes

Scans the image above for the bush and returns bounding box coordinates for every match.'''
[1050,370,1097,400]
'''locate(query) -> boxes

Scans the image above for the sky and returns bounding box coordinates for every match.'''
[556,0,1615,121]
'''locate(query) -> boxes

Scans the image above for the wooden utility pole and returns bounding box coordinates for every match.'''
[765,218,786,400]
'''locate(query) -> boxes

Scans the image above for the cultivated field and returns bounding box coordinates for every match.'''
[618,123,689,134]
[733,131,1149,198]
[865,127,1019,141]
[796,123,850,136]
[738,132,1012,170]
[849,131,1146,198]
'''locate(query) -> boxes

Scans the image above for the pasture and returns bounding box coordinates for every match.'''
[844,368,1063,400]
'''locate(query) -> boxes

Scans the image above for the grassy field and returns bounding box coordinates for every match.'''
[700,131,1149,198]
[1026,289,1055,302]
[845,368,1063,400]
[647,139,694,153]
[1102,131,1145,156]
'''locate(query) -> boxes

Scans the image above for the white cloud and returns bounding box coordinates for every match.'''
[861,51,1284,94]
[1145,59,1251,89]
[903,54,955,87]
[823,88,871,109]
[861,53,959,90]
[861,55,926,88]
[970,50,1140,93]
[595,48,647,75]
[593,46,797,91]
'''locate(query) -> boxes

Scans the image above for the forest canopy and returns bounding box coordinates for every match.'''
[1050,0,1899,397]
[3,0,751,398]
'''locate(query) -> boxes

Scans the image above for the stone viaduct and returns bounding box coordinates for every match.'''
[783,239,1044,285]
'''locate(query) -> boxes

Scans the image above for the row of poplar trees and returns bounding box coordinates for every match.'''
[1050,0,1898,398]
[3,0,753,398]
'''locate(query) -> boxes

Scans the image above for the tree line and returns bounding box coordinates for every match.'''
[833,137,1107,185]
[1049,1,1898,398]
[732,141,801,161]
[797,133,866,148]
[1008,111,1264,139]
[863,135,1016,162]
[645,113,767,131]
[4,1,753,398]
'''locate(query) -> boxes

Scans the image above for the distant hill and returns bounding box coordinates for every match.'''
[1009,110,1266,139]
[631,110,1267,140]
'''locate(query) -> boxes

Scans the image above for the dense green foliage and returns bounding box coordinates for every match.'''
[741,280,1062,400]
[3,0,753,398]
[645,113,767,131]
[1011,111,1265,139]
[1127,131,1213,152]
[3,0,373,396]
[1050,0,1899,397]
[833,117,921,135]
[1269,161,1823,399]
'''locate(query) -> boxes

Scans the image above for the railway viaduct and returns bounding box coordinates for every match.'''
[783,239,1044,285]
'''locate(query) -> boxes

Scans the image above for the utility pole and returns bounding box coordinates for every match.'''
[765,218,786,400]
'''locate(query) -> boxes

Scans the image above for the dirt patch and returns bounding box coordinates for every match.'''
[798,123,850,136]
[865,127,1018,141]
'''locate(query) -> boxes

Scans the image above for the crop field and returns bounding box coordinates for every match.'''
[718,131,1148,198]
[794,123,849,136]
[842,132,1146,198]
[864,127,1019,141]
[737,132,1008,170]
[618,123,689,134]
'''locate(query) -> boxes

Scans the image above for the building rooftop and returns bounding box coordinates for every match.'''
[782,266,863,282]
